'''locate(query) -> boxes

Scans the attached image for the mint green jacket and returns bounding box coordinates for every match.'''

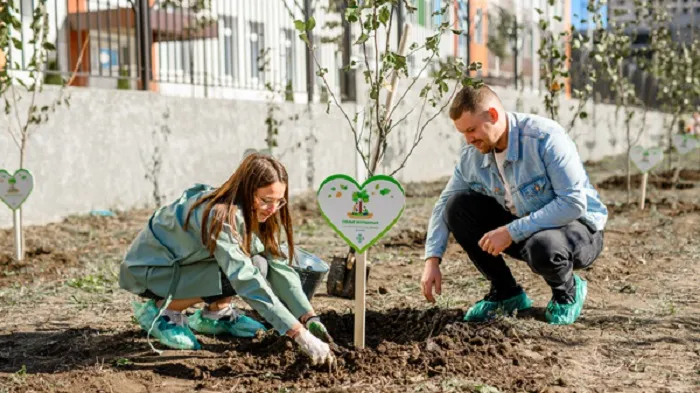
[119,184,313,335]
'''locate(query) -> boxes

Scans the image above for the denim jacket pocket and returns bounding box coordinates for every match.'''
[467,182,490,197]
[518,175,553,208]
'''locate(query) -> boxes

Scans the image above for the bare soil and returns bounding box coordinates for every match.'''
[1,159,699,393]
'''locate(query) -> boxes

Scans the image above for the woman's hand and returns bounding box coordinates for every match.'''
[306,316,333,343]
[293,328,335,366]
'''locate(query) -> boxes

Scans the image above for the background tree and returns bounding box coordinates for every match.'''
[293,0,483,178]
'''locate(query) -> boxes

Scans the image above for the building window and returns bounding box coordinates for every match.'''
[281,28,295,90]
[222,16,238,78]
[474,9,483,44]
[433,0,442,26]
[249,22,265,82]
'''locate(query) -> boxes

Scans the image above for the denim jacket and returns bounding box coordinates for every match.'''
[424,111,608,260]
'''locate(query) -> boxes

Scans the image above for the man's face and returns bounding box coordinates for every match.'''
[453,107,500,154]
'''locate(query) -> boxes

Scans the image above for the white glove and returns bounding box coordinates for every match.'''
[293,328,335,366]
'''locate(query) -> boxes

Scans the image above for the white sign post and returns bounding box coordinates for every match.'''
[317,175,406,348]
[0,169,35,260]
[672,133,699,156]
[629,147,664,210]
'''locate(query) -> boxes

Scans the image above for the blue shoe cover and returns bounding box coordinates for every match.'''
[546,275,588,325]
[188,309,267,338]
[132,299,201,351]
[463,291,533,322]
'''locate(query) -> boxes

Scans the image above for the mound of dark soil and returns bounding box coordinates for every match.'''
[0,309,553,392]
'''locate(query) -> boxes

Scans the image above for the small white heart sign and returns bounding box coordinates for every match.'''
[0,169,34,210]
[672,133,699,155]
[317,174,406,253]
[629,146,664,173]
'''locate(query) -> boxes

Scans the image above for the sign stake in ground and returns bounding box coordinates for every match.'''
[317,175,406,348]
[0,169,35,260]
[629,147,663,210]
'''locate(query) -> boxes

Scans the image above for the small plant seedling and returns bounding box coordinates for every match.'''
[67,274,114,293]
[115,358,132,367]
[15,365,27,377]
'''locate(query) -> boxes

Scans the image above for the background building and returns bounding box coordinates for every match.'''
[607,0,699,43]
[3,0,572,102]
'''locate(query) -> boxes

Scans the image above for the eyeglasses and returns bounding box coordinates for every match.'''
[256,196,287,210]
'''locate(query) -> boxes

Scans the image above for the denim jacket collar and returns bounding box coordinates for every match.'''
[481,111,521,168]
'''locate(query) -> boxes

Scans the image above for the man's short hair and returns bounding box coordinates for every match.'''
[448,85,499,120]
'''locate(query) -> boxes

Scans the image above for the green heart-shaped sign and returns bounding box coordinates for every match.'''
[0,169,34,210]
[317,174,406,253]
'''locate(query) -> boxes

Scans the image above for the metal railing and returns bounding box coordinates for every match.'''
[6,0,314,98]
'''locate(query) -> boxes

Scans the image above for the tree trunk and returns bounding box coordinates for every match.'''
[667,114,678,171]
[626,146,632,205]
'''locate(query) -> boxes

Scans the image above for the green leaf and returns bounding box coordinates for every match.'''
[294,20,305,31]
[42,42,56,51]
[451,29,463,35]
[11,37,23,50]
[579,111,588,119]
[346,8,359,23]
[356,33,369,45]
[307,16,316,31]
[299,33,309,45]
[379,6,390,26]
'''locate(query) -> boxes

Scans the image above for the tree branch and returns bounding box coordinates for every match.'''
[304,39,370,174]
[389,80,460,177]
[357,9,375,89]
[386,105,416,136]
[386,49,438,125]
[5,124,21,150]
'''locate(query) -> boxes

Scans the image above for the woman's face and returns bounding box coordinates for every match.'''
[253,181,287,222]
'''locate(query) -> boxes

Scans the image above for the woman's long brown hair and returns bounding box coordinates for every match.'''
[183,153,294,264]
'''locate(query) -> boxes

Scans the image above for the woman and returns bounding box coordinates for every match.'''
[119,153,334,366]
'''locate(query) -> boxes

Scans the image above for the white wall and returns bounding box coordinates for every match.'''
[0,83,676,229]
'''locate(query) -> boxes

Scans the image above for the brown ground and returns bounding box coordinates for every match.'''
[1,157,699,393]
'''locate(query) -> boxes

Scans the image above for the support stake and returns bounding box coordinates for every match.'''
[13,208,23,261]
[639,172,648,210]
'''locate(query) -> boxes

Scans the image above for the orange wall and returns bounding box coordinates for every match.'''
[468,0,489,77]
[564,0,572,98]
[0,5,4,71]
[66,0,159,91]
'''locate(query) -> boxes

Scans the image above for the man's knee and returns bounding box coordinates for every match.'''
[524,232,569,274]
[252,255,268,278]
[443,193,479,230]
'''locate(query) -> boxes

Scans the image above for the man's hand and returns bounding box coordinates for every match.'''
[479,226,513,256]
[420,257,442,303]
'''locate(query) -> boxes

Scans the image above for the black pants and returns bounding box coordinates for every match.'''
[444,193,604,298]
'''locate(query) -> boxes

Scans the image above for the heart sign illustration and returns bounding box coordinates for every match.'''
[629,146,664,173]
[672,133,699,155]
[317,174,406,253]
[0,169,34,210]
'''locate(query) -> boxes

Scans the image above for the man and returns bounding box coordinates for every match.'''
[420,85,607,325]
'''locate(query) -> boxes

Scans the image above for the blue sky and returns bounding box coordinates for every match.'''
[571,0,608,30]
